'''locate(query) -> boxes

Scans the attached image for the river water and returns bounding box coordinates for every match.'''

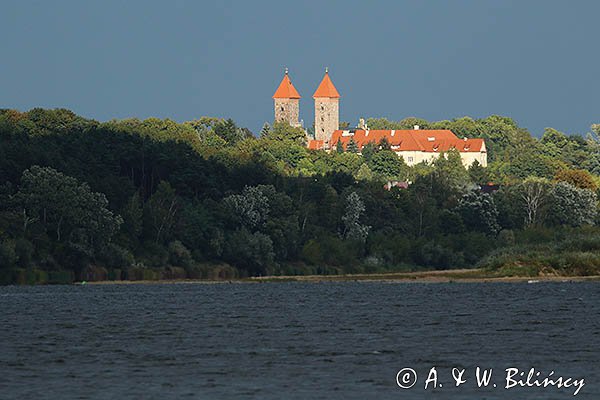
[1,282,598,399]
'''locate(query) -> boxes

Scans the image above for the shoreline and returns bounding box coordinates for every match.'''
[83,269,600,285]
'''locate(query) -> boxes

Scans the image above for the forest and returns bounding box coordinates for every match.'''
[0,108,599,284]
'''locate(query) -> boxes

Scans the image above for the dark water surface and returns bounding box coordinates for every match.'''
[1,282,599,399]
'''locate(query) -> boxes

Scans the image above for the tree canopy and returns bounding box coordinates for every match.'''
[1,108,599,283]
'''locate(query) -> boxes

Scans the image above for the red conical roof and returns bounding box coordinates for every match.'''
[273,71,301,99]
[313,70,340,98]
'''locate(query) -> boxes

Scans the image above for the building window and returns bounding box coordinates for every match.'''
[281,106,284,111]
[321,106,324,111]
[408,157,414,163]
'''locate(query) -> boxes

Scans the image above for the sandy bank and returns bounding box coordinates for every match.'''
[82,268,600,285]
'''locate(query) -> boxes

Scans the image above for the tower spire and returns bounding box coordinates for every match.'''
[313,69,340,143]
[273,69,301,127]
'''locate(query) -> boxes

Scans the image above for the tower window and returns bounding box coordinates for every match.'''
[321,117,324,122]
[281,106,284,111]
[321,106,324,111]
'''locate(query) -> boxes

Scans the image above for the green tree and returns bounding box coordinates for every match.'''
[354,163,374,181]
[369,150,406,180]
[103,117,203,152]
[431,116,482,138]
[260,122,271,137]
[554,169,598,191]
[468,160,489,185]
[223,185,271,230]
[265,121,306,145]
[516,177,551,227]
[454,191,500,235]
[342,192,370,242]
[432,150,470,191]
[361,142,376,162]
[540,127,569,158]
[378,137,391,151]
[168,240,193,268]
[213,118,249,145]
[347,137,359,153]
[119,193,143,247]
[0,240,17,269]
[15,166,122,259]
[548,182,597,227]
[144,181,179,244]
[186,117,227,150]
[223,228,275,275]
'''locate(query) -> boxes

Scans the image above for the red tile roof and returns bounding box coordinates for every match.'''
[330,129,486,153]
[313,72,340,98]
[307,140,324,150]
[273,72,301,99]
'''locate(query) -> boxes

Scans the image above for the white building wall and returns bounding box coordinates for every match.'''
[395,151,487,167]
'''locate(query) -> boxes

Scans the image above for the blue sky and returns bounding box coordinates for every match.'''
[1,0,599,136]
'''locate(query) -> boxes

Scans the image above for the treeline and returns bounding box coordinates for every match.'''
[0,109,599,284]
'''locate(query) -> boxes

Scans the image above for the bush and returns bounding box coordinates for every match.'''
[561,252,600,276]
[126,267,161,281]
[186,265,207,279]
[100,244,134,268]
[0,240,17,269]
[163,266,187,279]
[48,270,75,284]
[108,269,122,281]
[25,269,48,285]
[139,242,168,268]
[15,239,34,268]
[477,230,600,277]
[206,264,239,280]
[168,241,193,268]
[0,269,18,285]
[300,239,322,265]
[413,241,464,270]
[80,266,108,282]
[223,229,275,275]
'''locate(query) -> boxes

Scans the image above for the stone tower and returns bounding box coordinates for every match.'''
[273,68,301,127]
[313,68,340,142]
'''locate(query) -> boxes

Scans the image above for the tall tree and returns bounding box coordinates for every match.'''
[15,166,122,265]
[346,137,359,153]
[342,192,370,242]
[369,150,406,181]
[260,122,271,137]
[517,177,551,227]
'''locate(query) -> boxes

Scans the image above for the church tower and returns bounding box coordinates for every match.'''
[313,68,340,142]
[273,68,301,127]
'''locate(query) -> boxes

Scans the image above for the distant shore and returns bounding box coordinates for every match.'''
[83,269,600,285]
